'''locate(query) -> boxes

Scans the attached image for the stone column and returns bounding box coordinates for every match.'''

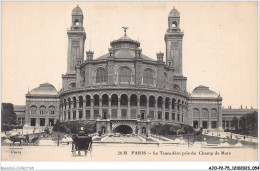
[70,106,73,121]
[199,108,201,128]
[128,98,131,119]
[208,108,212,129]
[218,102,222,130]
[169,101,172,120]
[83,99,86,120]
[155,100,158,120]
[76,100,79,120]
[162,100,165,120]
[108,98,111,119]
[118,98,121,118]
[137,97,140,118]
[90,99,94,119]
[146,97,149,119]
[99,97,102,118]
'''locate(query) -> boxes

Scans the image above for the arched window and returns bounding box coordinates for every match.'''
[193,108,200,118]
[40,106,46,115]
[73,97,76,108]
[149,96,155,108]
[119,67,131,83]
[30,106,37,115]
[79,96,83,108]
[74,19,80,26]
[202,108,209,118]
[143,69,154,85]
[157,96,163,108]
[130,94,137,106]
[64,99,66,109]
[68,98,71,108]
[49,106,55,115]
[140,95,147,107]
[86,95,91,107]
[172,21,177,28]
[96,68,107,83]
[211,108,218,118]
[102,94,109,107]
[111,94,118,106]
[120,94,128,106]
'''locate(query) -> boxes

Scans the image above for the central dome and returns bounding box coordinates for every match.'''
[95,34,154,61]
[110,35,140,51]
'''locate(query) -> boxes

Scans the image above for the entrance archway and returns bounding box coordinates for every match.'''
[142,127,146,134]
[114,125,133,134]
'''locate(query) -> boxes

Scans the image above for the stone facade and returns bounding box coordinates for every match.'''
[16,6,257,134]
[25,83,60,128]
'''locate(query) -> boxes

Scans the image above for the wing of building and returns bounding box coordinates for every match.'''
[15,6,257,134]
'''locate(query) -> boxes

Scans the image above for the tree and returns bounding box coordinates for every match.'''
[1,103,17,125]
[239,111,258,136]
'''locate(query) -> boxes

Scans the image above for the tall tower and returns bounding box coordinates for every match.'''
[164,7,184,76]
[67,5,86,74]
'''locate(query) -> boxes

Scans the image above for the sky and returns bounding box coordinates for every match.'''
[1,1,258,109]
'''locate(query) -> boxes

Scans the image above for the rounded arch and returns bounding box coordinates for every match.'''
[114,125,133,134]
[211,108,218,118]
[79,96,83,108]
[143,68,155,85]
[172,98,176,109]
[30,105,37,109]
[165,97,170,109]
[85,95,91,107]
[72,96,77,108]
[140,94,147,107]
[118,66,132,83]
[95,67,107,83]
[177,99,181,110]
[130,94,137,106]
[111,94,118,106]
[30,105,37,115]
[157,96,163,108]
[202,108,209,118]
[172,21,178,28]
[102,94,109,106]
[112,122,136,134]
[39,105,46,115]
[120,94,128,106]
[93,94,100,107]
[193,108,200,118]
[68,97,71,108]
[149,95,155,108]
[63,99,67,109]
[49,105,55,115]
[74,19,80,26]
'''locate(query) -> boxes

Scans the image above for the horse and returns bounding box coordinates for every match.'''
[9,135,23,146]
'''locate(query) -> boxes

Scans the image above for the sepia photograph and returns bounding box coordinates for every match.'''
[1,1,258,170]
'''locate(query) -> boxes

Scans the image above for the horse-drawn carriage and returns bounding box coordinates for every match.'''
[71,133,92,157]
[8,134,40,146]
